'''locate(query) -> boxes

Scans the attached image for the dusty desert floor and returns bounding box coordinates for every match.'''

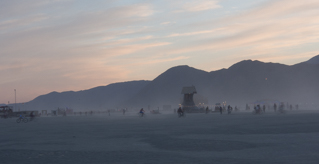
[1,110,319,164]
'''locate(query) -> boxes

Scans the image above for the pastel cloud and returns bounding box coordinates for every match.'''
[0,1,159,102]
[1,0,318,103]
[159,0,319,61]
[167,29,224,37]
[174,0,221,12]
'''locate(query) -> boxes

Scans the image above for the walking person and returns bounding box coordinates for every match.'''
[177,107,184,117]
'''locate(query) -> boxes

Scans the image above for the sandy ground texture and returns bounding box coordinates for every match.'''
[1,110,319,164]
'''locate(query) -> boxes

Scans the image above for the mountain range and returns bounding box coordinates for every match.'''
[10,55,319,111]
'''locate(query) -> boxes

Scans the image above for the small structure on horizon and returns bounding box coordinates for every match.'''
[181,86,201,112]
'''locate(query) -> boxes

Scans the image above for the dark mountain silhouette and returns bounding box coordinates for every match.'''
[206,60,319,105]
[15,55,319,111]
[306,54,319,64]
[124,59,319,108]
[21,80,150,111]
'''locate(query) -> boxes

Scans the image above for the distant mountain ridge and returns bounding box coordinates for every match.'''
[126,58,319,108]
[21,80,150,111]
[15,55,319,111]
[306,54,319,64]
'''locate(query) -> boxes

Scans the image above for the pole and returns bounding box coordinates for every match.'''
[14,89,16,112]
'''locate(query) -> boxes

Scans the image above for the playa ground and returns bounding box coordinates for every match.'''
[1,110,319,164]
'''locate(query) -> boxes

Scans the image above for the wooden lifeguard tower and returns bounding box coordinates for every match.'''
[181,86,197,112]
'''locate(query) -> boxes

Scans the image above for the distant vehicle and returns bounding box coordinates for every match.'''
[0,106,13,118]
[0,106,13,112]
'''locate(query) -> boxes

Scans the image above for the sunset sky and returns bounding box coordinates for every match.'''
[1,0,318,103]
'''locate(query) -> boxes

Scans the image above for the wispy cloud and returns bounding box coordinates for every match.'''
[1,0,318,103]
[162,0,319,57]
[0,1,159,101]
[167,28,224,37]
[161,21,175,25]
[136,56,189,65]
[122,4,154,17]
[174,0,221,12]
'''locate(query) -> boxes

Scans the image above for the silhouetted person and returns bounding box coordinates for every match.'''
[254,105,261,114]
[139,108,145,117]
[177,107,183,117]
[274,103,277,112]
[205,106,209,114]
[219,106,223,114]
[227,105,232,114]
[30,111,35,121]
[257,105,261,113]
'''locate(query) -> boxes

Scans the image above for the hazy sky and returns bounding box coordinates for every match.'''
[1,0,318,103]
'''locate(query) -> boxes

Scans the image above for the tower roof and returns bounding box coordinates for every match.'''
[181,86,197,94]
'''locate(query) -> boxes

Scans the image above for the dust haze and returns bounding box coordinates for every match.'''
[2,106,319,163]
